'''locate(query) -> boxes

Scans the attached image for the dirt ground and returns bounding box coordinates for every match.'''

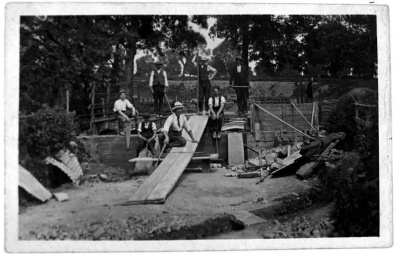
[19,163,315,240]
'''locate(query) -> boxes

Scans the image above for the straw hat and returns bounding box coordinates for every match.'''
[154,60,163,65]
[172,101,184,111]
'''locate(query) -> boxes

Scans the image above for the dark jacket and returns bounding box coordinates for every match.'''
[229,64,249,86]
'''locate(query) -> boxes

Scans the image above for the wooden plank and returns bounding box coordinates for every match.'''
[145,116,209,203]
[254,104,315,140]
[127,153,180,204]
[228,132,244,165]
[254,123,261,141]
[126,115,208,204]
[129,154,218,162]
[19,165,52,202]
[291,102,316,131]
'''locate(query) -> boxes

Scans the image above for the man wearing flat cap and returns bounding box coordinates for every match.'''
[136,112,157,157]
[229,55,250,115]
[149,60,169,117]
[113,89,139,135]
[159,101,198,151]
[192,53,217,115]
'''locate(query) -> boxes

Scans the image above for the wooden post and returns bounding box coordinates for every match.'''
[106,83,111,117]
[90,82,96,132]
[101,98,105,117]
[196,52,200,114]
[137,84,141,111]
[311,101,315,128]
[66,90,69,114]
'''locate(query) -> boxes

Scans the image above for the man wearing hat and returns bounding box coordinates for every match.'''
[136,112,157,157]
[114,89,139,135]
[159,101,198,151]
[192,53,217,115]
[229,55,250,115]
[149,60,169,117]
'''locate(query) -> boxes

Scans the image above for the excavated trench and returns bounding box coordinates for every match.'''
[140,184,330,240]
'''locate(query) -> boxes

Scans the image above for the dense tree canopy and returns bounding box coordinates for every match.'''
[209,15,377,77]
[20,15,207,114]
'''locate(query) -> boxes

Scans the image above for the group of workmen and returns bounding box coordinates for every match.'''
[113,54,250,156]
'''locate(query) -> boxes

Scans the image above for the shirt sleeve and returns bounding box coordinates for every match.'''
[163,71,169,87]
[207,65,216,72]
[191,55,197,66]
[221,96,226,104]
[149,71,154,87]
[163,115,173,132]
[152,122,157,131]
[126,99,134,109]
[208,97,213,106]
[137,122,142,132]
[182,115,192,132]
[113,100,120,112]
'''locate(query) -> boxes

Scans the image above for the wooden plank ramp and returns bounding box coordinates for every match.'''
[228,132,244,166]
[124,115,209,205]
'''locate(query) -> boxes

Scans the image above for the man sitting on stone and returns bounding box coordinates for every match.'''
[113,89,139,135]
[208,86,226,139]
[136,112,157,157]
[159,101,198,152]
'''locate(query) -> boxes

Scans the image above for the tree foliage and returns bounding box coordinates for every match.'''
[210,15,377,77]
[20,15,208,115]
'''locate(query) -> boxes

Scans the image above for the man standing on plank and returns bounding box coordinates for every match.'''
[192,53,217,115]
[136,112,157,157]
[114,89,139,135]
[159,102,198,152]
[208,86,226,139]
[149,60,169,117]
[229,55,250,115]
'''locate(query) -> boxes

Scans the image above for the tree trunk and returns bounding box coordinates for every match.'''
[125,43,137,101]
[242,23,250,70]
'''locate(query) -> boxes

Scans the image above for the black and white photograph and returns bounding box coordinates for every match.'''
[2,0,393,252]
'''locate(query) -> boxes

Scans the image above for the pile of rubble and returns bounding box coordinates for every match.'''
[221,131,347,183]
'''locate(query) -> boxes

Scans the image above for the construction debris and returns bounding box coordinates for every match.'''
[53,192,69,202]
[45,148,83,185]
[98,173,109,181]
[19,165,52,202]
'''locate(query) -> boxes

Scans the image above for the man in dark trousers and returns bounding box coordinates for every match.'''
[159,101,198,152]
[229,55,250,115]
[136,112,157,157]
[306,76,314,102]
[192,54,217,115]
[149,60,169,117]
[208,86,226,139]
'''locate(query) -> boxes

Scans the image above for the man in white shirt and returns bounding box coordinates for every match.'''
[192,53,217,115]
[149,61,169,117]
[159,102,198,151]
[113,89,138,135]
[208,86,226,139]
[136,112,157,157]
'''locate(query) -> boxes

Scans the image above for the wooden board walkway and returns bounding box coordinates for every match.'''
[228,132,244,166]
[124,115,209,205]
